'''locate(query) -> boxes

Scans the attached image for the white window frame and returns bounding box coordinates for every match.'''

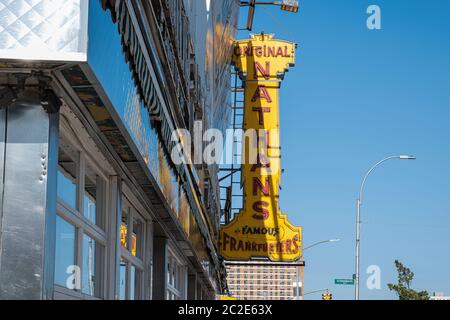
[119,193,148,300]
[54,127,110,299]
[166,245,187,300]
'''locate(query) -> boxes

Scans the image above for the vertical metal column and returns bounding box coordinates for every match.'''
[0,87,60,300]
[107,176,121,300]
[187,273,198,300]
[0,98,7,236]
[0,88,16,236]
[152,234,168,300]
[144,217,154,300]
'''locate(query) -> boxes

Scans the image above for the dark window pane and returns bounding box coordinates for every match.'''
[121,208,129,250]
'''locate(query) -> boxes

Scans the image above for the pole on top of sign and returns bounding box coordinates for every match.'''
[240,1,300,31]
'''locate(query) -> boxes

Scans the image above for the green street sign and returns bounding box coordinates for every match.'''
[335,279,355,285]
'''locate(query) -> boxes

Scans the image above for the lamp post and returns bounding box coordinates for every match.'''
[240,1,299,31]
[303,239,341,252]
[355,155,416,300]
[294,239,340,300]
[303,288,329,297]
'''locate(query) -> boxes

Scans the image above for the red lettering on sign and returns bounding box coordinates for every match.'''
[221,232,229,251]
[237,240,244,251]
[234,46,290,58]
[254,61,270,80]
[221,234,301,255]
[251,85,272,103]
[255,46,263,57]
[252,107,271,125]
[277,47,284,57]
[251,154,271,172]
[284,46,290,57]
[253,177,270,196]
[230,236,237,251]
[286,239,292,253]
[252,201,270,220]
[292,235,299,254]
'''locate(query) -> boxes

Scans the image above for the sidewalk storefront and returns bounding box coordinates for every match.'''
[0,0,239,300]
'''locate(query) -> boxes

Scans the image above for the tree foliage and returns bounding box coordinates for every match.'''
[387,260,429,300]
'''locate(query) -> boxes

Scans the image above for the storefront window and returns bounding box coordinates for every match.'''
[82,234,101,296]
[132,217,144,259]
[121,207,129,250]
[55,134,107,299]
[54,216,76,288]
[119,259,127,300]
[166,248,187,300]
[83,164,98,225]
[57,146,78,209]
[120,195,146,300]
[130,265,142,300]
[119,261,142,300]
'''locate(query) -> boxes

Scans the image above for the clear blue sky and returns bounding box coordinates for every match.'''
[237,0,450,300]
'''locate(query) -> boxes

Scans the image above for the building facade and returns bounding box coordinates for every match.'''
[0,0,239,300]
[226,261,304,300]
[430,292,450,300]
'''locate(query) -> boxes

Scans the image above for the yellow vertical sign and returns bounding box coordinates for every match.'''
[220,34,302,262]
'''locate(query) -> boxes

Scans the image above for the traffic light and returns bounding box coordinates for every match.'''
[322,291,332,300]
[280,0,299,13]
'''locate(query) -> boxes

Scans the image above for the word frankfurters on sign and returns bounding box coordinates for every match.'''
[220,34,302,262]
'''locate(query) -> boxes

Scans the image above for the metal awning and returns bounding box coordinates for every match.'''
[101,0,161,122]
[99,0,223,286]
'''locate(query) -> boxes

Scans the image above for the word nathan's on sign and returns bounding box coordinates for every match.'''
[219,34,302,262]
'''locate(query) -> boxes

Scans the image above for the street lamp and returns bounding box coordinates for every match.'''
[303,239,341,252]
[293,239,340,300]
[279,0,300,12]
[303,288,329,297]
[240,1,300,31]
[354,155,416,300]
